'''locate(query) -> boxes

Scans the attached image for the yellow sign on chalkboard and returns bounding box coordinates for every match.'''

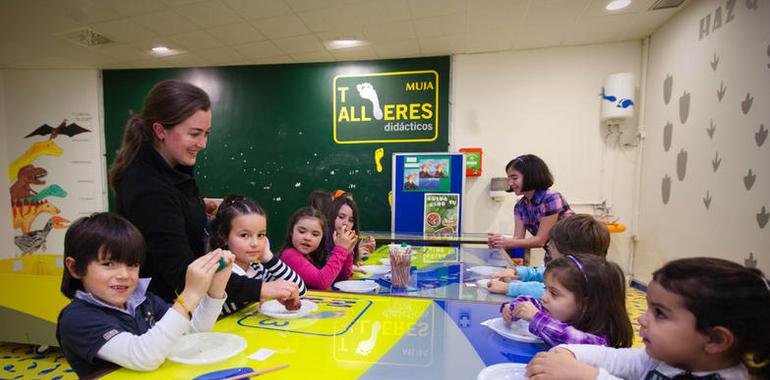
[333,70,439,144]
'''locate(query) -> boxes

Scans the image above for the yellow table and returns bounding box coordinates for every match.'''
[104,291,546,379]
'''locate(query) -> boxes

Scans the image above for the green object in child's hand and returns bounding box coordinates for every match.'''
[217,257,227,272]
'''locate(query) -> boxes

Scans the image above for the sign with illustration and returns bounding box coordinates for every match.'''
[423,193,459,236]
[333,70,439,144]
[7,119,89,256]
[403,155,451,192]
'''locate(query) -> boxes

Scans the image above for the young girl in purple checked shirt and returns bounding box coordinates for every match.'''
[488,154,573,262]
[501,254,633,348]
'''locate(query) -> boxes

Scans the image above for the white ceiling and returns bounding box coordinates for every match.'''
[0,0,685,69]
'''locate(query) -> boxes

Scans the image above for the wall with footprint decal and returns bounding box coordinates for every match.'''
[637,0,770,282]
[452,41,643,271]
[1,70,105,259]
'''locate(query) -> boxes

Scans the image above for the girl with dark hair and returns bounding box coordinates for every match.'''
[280,207,357,289]
[209,194,305,315]
[56,212,233,377]
[326,194,376,268]
[501,254,632,348]
[488,154,573,261]
[307,189,333,215]
[527,257,769,380]
[110,81,296,308]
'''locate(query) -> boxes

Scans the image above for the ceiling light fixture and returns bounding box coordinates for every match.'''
[151,46,170,53]
[606,0,631,10]
[325,39,368,50]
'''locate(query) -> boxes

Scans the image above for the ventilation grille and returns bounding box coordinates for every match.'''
[649,0,687,10]
[60,28,113,47]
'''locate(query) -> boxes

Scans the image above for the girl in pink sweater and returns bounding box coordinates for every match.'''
[280,207,357,290]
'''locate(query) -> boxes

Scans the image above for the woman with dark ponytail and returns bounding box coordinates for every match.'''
[111,80,298,307]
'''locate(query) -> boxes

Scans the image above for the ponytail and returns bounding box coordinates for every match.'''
[108,115,150,192]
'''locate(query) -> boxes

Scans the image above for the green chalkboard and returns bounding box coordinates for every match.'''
[103,56,450,245]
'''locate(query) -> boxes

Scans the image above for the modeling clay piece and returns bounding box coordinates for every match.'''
[217,257,227,272]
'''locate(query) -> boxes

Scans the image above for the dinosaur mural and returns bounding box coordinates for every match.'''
[12,200,60,235]
[7,119,90,256]
[10,165,47,203]
[14,216,70,256]
[7,140,62,182]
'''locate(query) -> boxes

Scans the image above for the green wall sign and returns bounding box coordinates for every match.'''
[334,70,439,144]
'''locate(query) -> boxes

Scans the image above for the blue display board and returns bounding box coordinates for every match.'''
[392,153,465,234]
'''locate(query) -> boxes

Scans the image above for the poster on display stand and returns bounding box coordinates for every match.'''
[392,153,465,235]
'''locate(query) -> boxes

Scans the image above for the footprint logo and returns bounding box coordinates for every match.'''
[356,83,383,120]
[741,93,753,114]
[717,81,726,102]
[711,152,721,172]
[710,53,719,71]
[663,121,673,151]
[744,169,756,190]
[706,120,716,139]
[703,191,712,209]
[662,174,671,205]
[758,206,769,229]
[756,124,767,147]
[374,147,384,173]
[676,148,688,181]
[679,91,690,124]
[663,74,673,105]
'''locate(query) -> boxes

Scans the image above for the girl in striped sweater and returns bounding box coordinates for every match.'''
[209,195,306,315]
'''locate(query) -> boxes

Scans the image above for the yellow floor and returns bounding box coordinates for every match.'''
[0,288,647,379]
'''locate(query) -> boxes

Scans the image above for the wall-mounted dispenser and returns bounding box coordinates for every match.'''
[489,177,511,202]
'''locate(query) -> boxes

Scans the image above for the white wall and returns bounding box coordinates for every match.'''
[637,0,770,282]
[0,72,12,252]
[2,69,105,258]
[451,41,642,271]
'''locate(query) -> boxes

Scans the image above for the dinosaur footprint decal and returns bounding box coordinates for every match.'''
[663,74,673,105]
[706,120,716,139]
[663,121,673,151]
[703,191,712,209]
[717,81,726,102]
[756,124,767,147]
[710,53,719,71]
[662,174,671,205]
[746,0,759,10]
[679,91,690,124]
[744,169,756,190]
[677,149,688,181]
[758,206,769,229]
[711,152,721,172]
[741,93,753,114]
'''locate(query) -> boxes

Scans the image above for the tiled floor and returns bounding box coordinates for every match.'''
[0,288,647,379]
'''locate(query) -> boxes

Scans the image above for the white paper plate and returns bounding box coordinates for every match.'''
[167,332,247,365]
[477,363,527,380]
[334,279,380,293]
[467,265,506,276]
[481,317,544,343]
[476,278,491,291]
[259,299,318,319]
[359,265,391,275]
[379,258,391,266]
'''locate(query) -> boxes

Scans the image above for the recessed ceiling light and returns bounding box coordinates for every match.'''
[325,39,368,50]
[151,46,169,53]
[606,0,631,10]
